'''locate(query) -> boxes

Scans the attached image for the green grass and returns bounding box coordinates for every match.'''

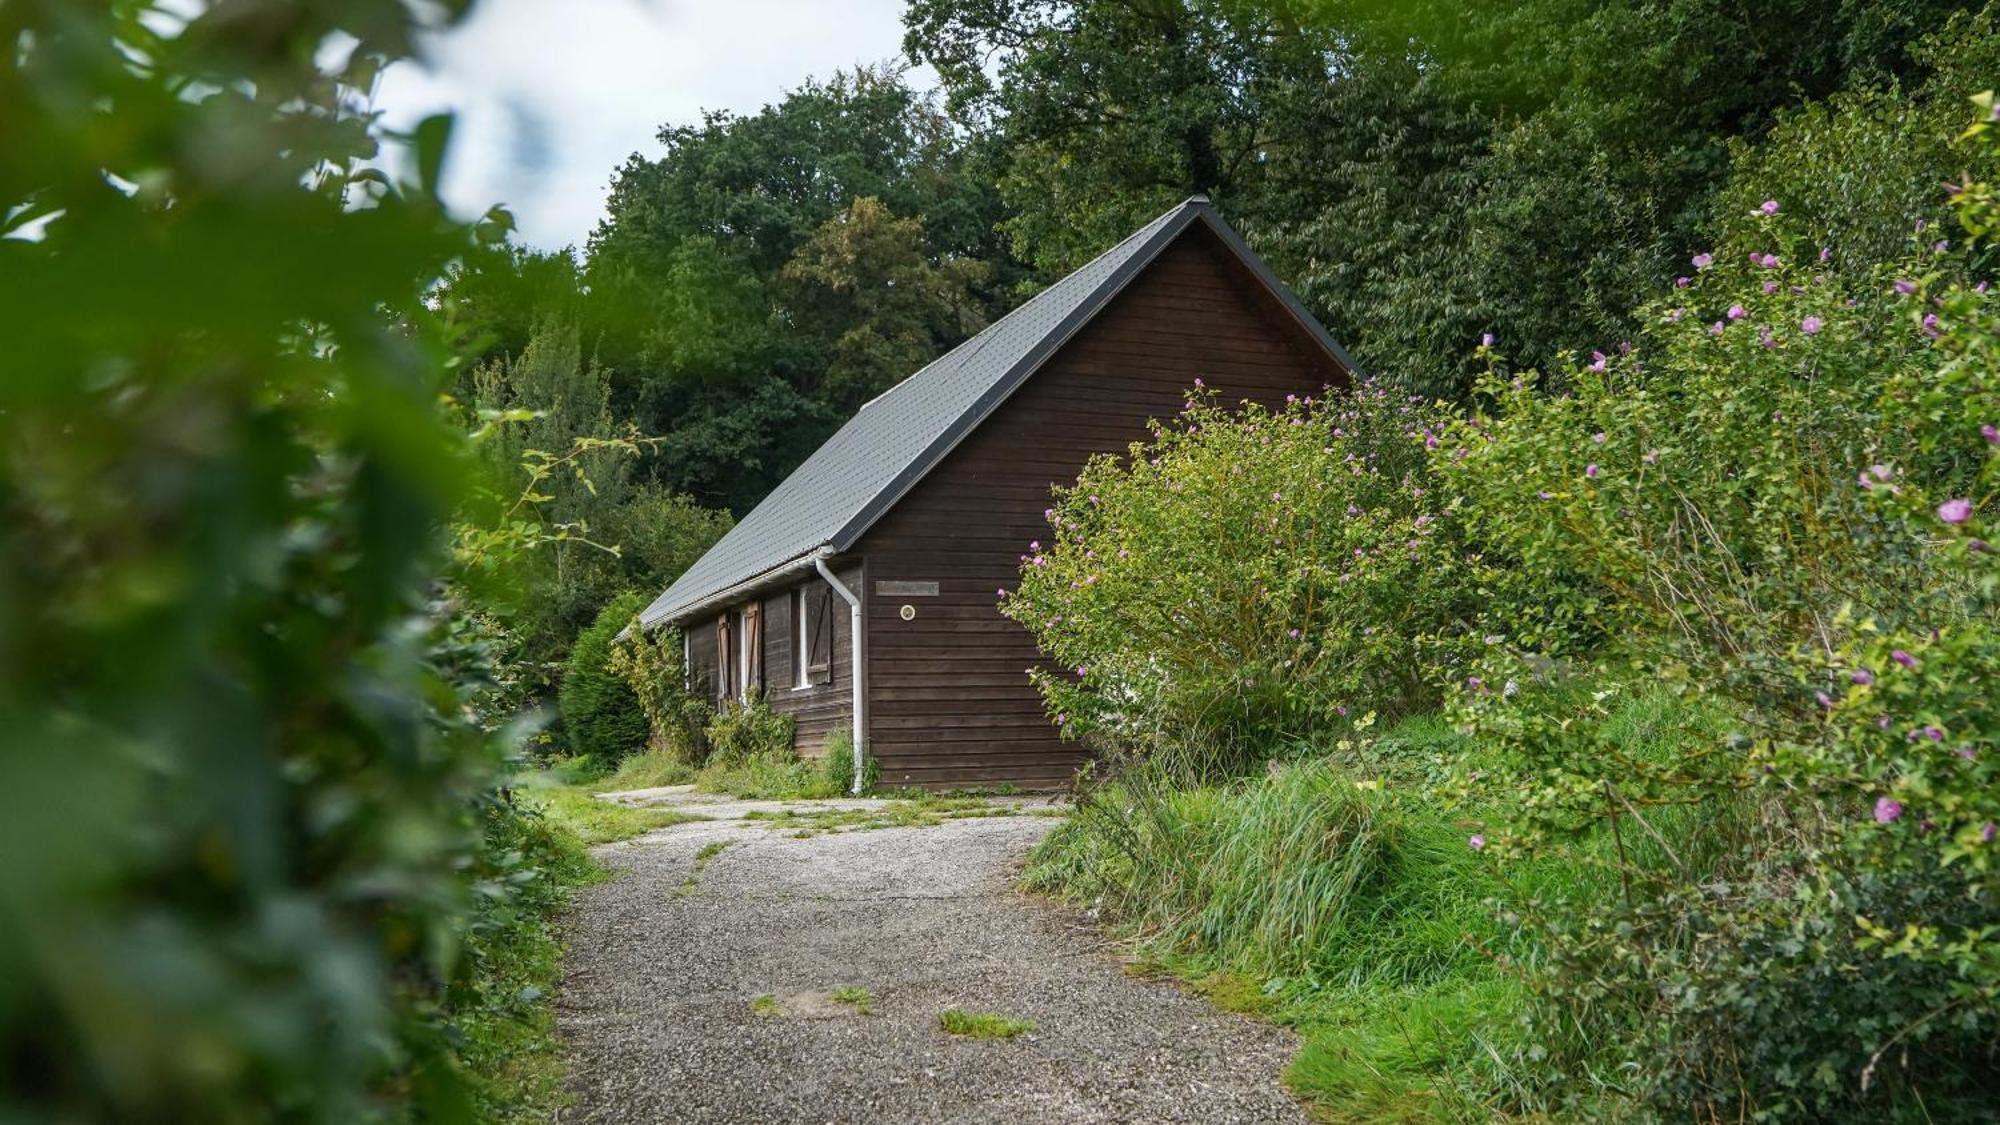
[829,986,875,1016]
[452,801,606,1123]
[938,1008,1036,1039]
[695,750,843,800]
[1022,700,1731,1120]
[750,994,780,1017]
[591,749,697,792]
[741,796,1019,836]
[522,785,708,845]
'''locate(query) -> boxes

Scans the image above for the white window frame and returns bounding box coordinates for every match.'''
[735,608,751,702]
[794,587,812,690]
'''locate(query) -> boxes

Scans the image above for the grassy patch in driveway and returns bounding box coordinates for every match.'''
[744,798,1021,836]
[829,986,876,1016]
[525,785,708,845]
[673,840,734,897]
[939,1009,1036,1039]
[750,994,781,1017]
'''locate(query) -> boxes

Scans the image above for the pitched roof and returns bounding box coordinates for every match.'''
[641,196,1355,627]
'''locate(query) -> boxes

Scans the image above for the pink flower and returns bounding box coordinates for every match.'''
[1537,490,1553,500]
[1874,797,1903,823]
[1585,463,1599,479]
[1709,321,1726,335]
[1288,628,1301,638]
[1981,424,1998,445]
[1468,835,1486,851]
[1480,332,1495,347]
[1851,669,1874,686]
[1029,540,1040,551]
[1692,253,1713,269]
[1984,822,1998,843]
[1891,650,1915,668]
[1674,276,1690,288]
[1938,498,1972,525]
[1759,254,1780,269]
[1801,316,1823,335]
[1588,351,1607,372]
[1819,247,1832,262]
[1895,279,1917,295]
[1923,313,1941,337]
[1760,199,1780,215]
[1193,377,1204,388]
[1727,303,1747,320]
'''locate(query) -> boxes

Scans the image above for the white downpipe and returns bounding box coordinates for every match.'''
[813,555,866,794]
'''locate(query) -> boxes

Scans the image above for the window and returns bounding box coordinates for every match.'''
[794,587,811,689]
[735,608,751,701]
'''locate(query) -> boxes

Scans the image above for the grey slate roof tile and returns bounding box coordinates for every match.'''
[641,197,1352,627]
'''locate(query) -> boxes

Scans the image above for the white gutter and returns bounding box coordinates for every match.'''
[813,555,866,794]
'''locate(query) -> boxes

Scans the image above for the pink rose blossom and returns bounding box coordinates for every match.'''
[1938,498,1972,525]
[1874,797,1903,823]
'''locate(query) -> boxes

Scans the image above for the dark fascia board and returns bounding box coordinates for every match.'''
[824,199,1357,553]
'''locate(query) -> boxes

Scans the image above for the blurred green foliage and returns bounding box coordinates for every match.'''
[0,1,585,1119]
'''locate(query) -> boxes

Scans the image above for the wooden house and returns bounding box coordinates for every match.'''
[639,197,1355,789]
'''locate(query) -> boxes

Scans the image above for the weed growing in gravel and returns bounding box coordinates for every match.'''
[750,995,780,1018]
[938,1009,1035,1039]
[673,839,734,897]
[829,986,875,1016]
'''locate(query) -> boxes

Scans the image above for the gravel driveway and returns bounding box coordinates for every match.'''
[557,807,1305,1123]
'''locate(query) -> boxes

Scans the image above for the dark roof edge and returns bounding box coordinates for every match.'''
[639,546,831,629]
[825,199,1357,553]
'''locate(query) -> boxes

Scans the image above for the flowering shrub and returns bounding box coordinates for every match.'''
[1436,101,2000,1116]
[1001,382,1481,772]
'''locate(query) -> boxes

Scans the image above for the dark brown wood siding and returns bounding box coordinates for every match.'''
[750,563,862,757]
[855,225,1347,788]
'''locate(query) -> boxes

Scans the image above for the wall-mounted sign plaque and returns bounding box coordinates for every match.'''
[876,580,939,596]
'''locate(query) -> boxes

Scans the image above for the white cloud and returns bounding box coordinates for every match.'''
[375,0,931,252]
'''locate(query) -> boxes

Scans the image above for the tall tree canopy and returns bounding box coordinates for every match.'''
[906,0,1986,394]
[570,66,1021,514]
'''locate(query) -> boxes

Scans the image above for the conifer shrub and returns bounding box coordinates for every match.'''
[559,591,651,765]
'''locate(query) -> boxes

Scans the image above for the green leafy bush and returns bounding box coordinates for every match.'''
[1431,106,2000,1117]
[1002,383,1480,775]
[703,691,798,766]
[610,622,714,764]
[819,728,878,794]
[560,591,652,764]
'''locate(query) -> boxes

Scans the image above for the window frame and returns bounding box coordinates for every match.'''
[793,587,812,690]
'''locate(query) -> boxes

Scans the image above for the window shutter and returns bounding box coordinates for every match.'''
[745,602,764,693]
[807,586,834,685]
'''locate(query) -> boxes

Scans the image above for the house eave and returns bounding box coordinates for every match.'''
[640,545,838,630]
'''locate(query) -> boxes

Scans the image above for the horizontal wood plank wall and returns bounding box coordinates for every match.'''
[856,225,1347,788]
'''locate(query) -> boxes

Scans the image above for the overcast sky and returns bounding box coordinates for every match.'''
[375,0,933,253]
